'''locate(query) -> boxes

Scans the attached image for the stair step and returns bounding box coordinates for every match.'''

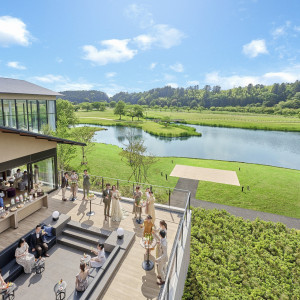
[62,228,105,244]
[66,220,110,238]
[57,235,97,252]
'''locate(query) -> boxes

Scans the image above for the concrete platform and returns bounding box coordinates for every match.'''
[170,164,240,186]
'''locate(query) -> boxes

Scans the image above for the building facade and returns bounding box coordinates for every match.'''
[0,77,83,203]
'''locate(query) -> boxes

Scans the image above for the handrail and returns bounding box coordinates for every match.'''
[58,170,190,193]
[158,192,191,299]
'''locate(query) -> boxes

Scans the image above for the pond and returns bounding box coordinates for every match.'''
[77,124,300,170]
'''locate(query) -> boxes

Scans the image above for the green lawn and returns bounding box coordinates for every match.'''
[69,143,300,218]
[77,108,300,132]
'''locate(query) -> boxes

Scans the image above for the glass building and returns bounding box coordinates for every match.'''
[0,77,84,198]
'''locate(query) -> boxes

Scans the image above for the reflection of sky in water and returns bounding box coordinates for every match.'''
[77,124,300,170]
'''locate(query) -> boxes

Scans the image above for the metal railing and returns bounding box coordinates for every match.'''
[158,191,191,299]
[57,170,189,207]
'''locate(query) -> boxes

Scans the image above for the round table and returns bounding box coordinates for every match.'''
[54,281,67,300]
[80,254,91,265]
[135,203,143,224]
[86,196,96,216]
[0,283,17,300]
[140,236,157,271]
[34,258,45,274]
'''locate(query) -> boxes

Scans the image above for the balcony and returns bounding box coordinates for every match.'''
[0,176,191,300]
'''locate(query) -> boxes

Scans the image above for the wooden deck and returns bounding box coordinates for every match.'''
[0,189,182,300]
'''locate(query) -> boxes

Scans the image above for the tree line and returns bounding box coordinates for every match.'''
[61,81,300,115]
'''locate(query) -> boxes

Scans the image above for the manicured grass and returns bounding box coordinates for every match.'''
[147,110,300,132]
[76,110,200,137]
[69,143,300,218]
[77,109,300,132]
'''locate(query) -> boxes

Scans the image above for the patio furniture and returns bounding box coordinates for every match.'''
[140,236,157,271]
[86,196,95,217]
[0,283,17,300]
[34,259,45,274]
[54,281,67,300]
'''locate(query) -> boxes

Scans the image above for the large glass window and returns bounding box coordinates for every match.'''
[28,100,38,132]
[33,157,55,193]
[38,100,47,132]
[3,100,16,128]
[47,100,56,131]
[16,100,28,130]
[0,100,3,126]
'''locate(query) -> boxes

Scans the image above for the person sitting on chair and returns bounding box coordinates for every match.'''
[90,243,106,268]
[75,263,90,292]
[30,224,49,258]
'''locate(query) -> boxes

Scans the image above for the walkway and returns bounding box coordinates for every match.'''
[172,178,300,230]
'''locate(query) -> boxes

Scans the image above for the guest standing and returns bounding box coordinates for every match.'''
[61,172,69,201]
[30,224,49,258]
[156,230,168,285]
[15,238,35,273]
[33,165,39,184]
[141,215,154,237]
[70,170,78,201]
[155,220,168,258]
[145,188,150,215]
[133,186,142,218]
[82,170,90,200]
[148,191,156,224]
[75,263,90,292]
[13,169,22,188]
[111,185,123,222]
[90,244,106,268]
[102,183,112,221]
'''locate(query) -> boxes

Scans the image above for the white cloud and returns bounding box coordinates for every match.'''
[57,82,94,91]
[166,82,178,88]
[56,57,63,63]
[32,74,65,83]
[272,21,291,38]
[0,16,31,47]
[170,62,184,72]
[204,65,300,89]
[242,39,268,58]
[294,26,300,32]
[134,24,185,50]
[82,39,137,65]
[163,73,176,81]
[7,61,26,70]
[150,62,157,70]
[105,72,117,78]
[125,4,154,29]
[187,80,200,86]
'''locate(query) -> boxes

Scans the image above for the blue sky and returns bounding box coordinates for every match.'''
[1,0,300,95]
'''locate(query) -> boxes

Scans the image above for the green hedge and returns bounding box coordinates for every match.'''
[183,208,300,299]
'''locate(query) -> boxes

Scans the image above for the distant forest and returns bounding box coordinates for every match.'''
[60,80,300,110]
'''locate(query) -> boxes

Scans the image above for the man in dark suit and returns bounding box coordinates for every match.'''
[61,172,69,201]
[30,224,49,258]
[102,183,111,221]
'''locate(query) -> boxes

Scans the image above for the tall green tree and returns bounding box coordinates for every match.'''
[134,105,144,120]
[114,100,126,120]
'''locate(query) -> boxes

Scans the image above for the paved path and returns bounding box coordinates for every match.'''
[172,178,300,230]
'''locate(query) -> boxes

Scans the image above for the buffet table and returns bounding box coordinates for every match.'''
[0,195,48,233]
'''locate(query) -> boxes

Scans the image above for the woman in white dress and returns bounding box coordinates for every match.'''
[111,185,123,222]
[15,238,35,273]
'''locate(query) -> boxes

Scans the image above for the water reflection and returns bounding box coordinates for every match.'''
[76,124,300,170]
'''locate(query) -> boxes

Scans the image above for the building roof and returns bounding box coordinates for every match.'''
[0,77,62,96]
[0,126,86,146]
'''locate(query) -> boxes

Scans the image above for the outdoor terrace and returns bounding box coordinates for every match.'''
[0,186,191,300]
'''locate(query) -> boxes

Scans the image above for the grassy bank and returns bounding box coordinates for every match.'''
[69,143,300,218]
[76,111,201,137]
[147,110,300,132]
[76,109,300,132]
